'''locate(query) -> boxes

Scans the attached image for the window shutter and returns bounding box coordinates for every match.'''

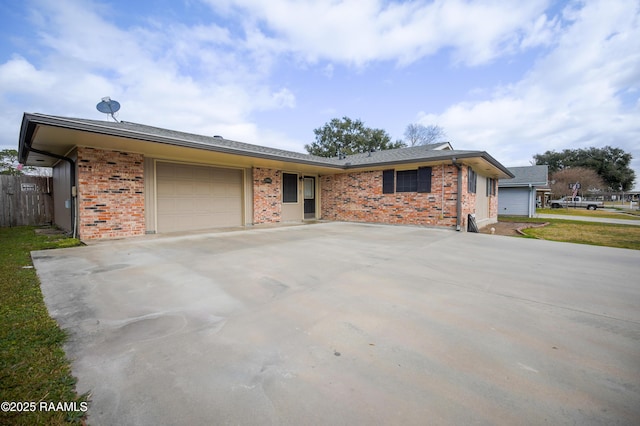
[417,167,432,193]
[382,169,395,194]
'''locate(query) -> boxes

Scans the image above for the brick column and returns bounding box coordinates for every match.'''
[252,168,282,224]
[77,147,145,239]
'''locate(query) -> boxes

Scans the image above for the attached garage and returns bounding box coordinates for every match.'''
[156,162,243,233]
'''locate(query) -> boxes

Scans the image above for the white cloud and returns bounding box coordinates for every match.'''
[201,0,554,67]
[269,88,296,109]
[2,0,637,187]
[0,56,57,94]
[519,13,561,49]
[0,0,298,151]
[418,0,640,176]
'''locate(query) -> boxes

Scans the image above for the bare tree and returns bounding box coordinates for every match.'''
[404,124,446,146]
[550,167,605,197]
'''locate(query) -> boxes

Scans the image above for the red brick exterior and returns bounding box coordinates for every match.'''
[74,155,498,238]
[77,147,145,239]
[252,167,282,224]
[320,165,462,228]
[489,185,499,219]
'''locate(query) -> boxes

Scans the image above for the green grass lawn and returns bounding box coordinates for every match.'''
[499,216,640,250]
[0,226,87,425]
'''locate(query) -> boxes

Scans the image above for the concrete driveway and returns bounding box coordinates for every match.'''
[34,222,640,425]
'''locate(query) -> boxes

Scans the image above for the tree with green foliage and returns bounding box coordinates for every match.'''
[0,149,48,176]
[1,149,26,175]
[305,117,405,157]
[534,146,635,191]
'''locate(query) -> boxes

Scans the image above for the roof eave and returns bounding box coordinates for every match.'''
[18,114,38,164]
[19,114,514,178]
[19,113,345,170]
[498,182,548,187]
[478,152,515,178]
[340,151,514,178]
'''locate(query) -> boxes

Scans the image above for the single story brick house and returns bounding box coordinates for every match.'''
[18,113,513,240]
[498,165,549,217]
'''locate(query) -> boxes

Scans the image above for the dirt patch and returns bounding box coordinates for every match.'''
[35,226,67,236]
[480,221,549,236]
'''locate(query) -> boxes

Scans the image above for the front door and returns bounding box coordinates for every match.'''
[303,177,315,219]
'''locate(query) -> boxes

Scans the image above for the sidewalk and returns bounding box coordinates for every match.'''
[535,213,640,226]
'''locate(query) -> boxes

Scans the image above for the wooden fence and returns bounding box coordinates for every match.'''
[0,175,54,227]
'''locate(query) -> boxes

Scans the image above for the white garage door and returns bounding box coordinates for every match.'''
[156,162,242,233]
[498,188,530,216]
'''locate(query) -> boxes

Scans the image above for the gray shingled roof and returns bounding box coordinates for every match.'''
[334,145,486,167]
[499,165,548,187]
[117,119,342,164]
[19,113,513,177]
[21,114,339,166]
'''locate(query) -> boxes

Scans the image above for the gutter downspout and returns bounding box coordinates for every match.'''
[24,146,77,239]
[452,158,462,231]
[528,183,533,218]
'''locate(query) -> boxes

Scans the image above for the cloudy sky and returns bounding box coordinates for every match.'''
[1,0,639,187]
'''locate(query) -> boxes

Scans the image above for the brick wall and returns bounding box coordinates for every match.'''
[489,185,498,219]
[253,167,282,224]
[320,164,461,228]
[77,147,145,239]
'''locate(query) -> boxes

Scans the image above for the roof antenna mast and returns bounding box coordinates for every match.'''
[96,97,121,122]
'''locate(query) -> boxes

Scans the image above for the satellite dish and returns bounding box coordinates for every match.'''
[96,97,120,122]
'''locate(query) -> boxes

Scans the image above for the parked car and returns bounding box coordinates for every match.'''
[548,196,603,210]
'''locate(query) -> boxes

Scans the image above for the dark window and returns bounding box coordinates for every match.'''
[383,168,432,193]
[282,173,298,203]
[396,170,418,192]
[382,170,395,194]
[486,177,496,196]
[417,167,432,193]
[468,167,477,193]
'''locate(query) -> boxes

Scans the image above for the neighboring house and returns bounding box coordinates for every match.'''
[18,113,513,240]
[498,165,549,217]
